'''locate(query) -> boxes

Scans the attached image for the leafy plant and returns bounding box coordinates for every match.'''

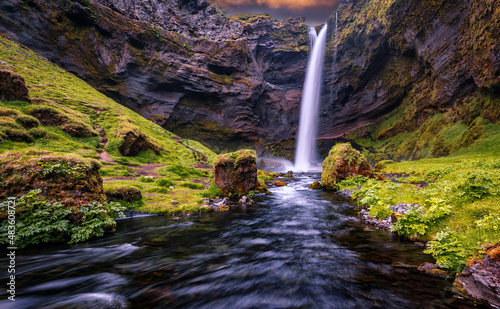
[139,175,155,183]
[0,190,125,248]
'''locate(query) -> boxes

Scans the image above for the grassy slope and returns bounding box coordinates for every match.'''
[0,35,217,214]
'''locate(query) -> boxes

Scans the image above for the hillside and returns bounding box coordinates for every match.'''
[0,0,310,152]
[0,34,218,215]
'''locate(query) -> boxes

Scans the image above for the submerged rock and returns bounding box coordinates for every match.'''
[453,243,500,308]
[309,181,323,189]
[321,143,373,190]
[214,149,257,198]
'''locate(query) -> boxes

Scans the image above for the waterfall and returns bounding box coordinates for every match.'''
[334,12,338,63]
[294,25,328,172]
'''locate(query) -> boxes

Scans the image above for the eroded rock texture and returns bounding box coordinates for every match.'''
[214,149,257,198]
[321,0,500,159]
[454,244,500,308]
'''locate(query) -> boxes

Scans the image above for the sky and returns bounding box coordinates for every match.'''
[212,0,340,26]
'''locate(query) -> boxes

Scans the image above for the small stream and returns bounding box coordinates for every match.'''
[0,174,483,308]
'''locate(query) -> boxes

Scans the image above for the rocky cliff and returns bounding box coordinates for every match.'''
[321,0,500,161]
[0,0,310,152]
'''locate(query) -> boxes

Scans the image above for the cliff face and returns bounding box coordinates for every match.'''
[320,0,500,160]
[0,0,309,152]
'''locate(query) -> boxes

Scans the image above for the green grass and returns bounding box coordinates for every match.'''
[0,35,215,167]
[338,154,500,273]
[0,34,219,221]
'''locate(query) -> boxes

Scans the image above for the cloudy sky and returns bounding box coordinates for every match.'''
[212,0,340,26]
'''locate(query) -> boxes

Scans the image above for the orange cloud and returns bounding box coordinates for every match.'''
[213,0,335,10]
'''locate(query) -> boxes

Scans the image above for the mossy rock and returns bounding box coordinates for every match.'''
[117,128,161,157]
[321,143,373,190]
[214,149,257,198]
[0,151,105,208]
[105,186,142,202]
[309,181,323,189]
[0,69,30,102]
[26,105,97,138]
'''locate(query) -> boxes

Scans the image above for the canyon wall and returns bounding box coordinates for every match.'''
[0,0,310,152]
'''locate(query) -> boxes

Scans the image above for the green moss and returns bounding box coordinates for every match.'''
[214,149,256,168]
[321,143,373,189]
[0,35,215,168]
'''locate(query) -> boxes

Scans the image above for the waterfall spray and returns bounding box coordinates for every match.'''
[294,25,328,172]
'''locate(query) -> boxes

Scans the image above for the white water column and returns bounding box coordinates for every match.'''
[294,25,328,172]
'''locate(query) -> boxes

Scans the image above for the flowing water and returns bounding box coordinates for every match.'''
[295,26,328,172]
[0,174,483,309]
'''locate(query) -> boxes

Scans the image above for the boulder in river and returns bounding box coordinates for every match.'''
[214,149,257,198]
[321,143,373,190]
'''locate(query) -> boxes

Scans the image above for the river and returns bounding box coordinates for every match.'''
[0,174,483,308]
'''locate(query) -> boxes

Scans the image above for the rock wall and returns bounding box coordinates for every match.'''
[0,0,310,152]
[320,0,499,156]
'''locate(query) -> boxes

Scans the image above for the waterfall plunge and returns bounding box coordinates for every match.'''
[294,25,328,172]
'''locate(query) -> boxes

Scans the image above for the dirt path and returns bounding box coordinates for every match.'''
[94,124,118,164]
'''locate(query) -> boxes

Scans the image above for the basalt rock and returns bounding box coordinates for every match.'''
[0,0,310,151]
[0,69,30,102]
[453,243,500,308]
[321,143,373,189]
[214,149,257,198]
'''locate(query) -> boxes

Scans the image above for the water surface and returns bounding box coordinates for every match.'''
[0,174,482,308]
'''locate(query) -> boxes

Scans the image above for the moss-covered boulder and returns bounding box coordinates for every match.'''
[117,128,161,156]
[0,151,105,208]
[0,69,30,102]
[214,149,257,198]
[321,143,373,190]
[26,105,98,138]
[105,186,142,202]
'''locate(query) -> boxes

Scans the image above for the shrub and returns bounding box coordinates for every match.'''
[4,128,33,143]
[28,127,47,139]
[0,190,124,248]
[139,176,155,183]
[160,164,207,179]
[155,178,174,188]
[180,182,204,190]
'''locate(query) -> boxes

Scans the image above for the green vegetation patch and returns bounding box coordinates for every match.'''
[0,190,125,248]
[339,155,500,273]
